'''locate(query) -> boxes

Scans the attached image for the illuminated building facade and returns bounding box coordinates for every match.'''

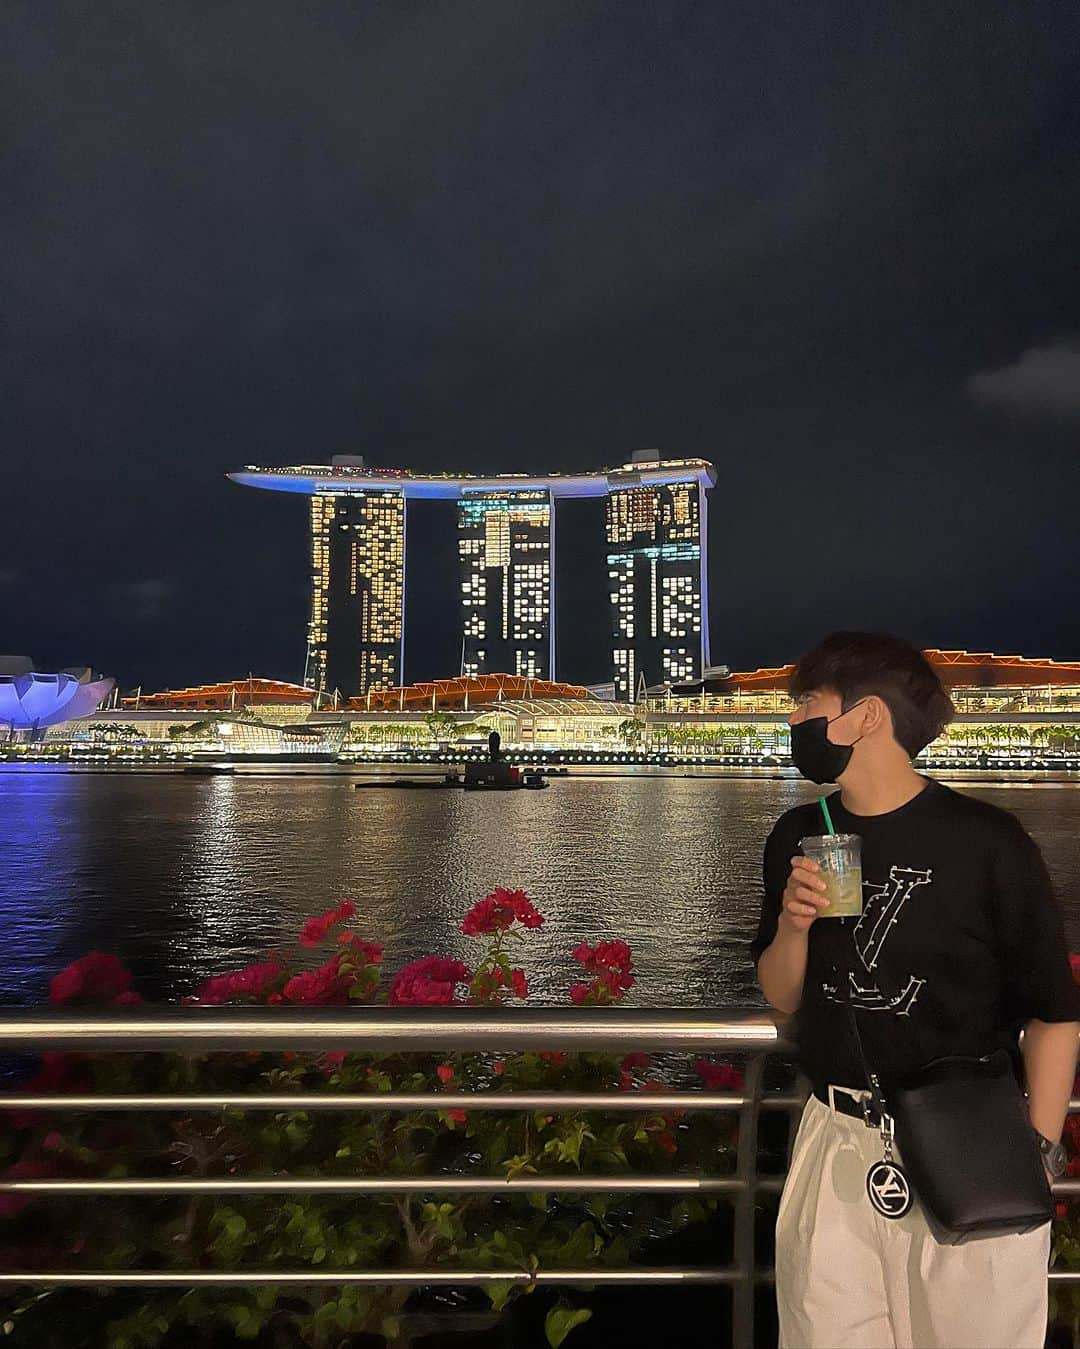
[229,452,715,696]
[307,490,405,698]
[605,465,711,699]
[458,490,553,678]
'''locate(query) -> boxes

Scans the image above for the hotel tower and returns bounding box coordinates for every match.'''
[229,451,715,699]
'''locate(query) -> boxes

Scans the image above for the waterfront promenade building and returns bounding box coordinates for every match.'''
[229,452,717,699]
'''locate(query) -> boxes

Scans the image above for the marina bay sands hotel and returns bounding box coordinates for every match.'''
[229,451,716,701]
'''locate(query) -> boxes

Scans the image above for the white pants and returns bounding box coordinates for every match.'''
[775,1092,1051,1349]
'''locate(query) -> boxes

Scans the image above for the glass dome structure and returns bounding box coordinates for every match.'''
[0,656,115,736]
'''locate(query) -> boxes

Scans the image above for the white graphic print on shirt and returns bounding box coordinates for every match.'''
[822,865,932,1016]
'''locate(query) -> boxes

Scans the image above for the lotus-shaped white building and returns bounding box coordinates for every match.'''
[0,656,115,737]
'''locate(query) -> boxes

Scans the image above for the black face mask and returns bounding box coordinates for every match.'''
[789,700,868,784]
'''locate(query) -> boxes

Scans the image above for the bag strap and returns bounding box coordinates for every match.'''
[847,1003,889,1118]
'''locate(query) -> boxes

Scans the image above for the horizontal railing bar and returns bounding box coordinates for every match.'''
[0,1175,744,1196]
[0,1006,790,1053]
[0,1091,805,1113]
[0,1269,740,1287]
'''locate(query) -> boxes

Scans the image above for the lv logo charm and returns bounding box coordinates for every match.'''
[866,1109,913,1219]
[867,1160,913,1218]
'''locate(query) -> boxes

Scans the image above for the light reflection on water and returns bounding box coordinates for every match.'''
[1,770,1079,1007]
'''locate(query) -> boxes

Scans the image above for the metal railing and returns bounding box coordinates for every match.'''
[0,1008,798,1347]
[2,1008,1078,1343]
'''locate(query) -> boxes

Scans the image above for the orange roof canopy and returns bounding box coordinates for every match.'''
[122,677,314,709]
[356,673,589,711]
[725,650,1080,692]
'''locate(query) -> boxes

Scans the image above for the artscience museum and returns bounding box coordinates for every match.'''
[0,656,115,739]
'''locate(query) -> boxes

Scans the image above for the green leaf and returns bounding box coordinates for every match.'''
[545,1305,593,1348]
[484,1282,514,1312]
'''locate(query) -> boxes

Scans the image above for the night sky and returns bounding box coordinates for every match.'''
[5,3,1080,691]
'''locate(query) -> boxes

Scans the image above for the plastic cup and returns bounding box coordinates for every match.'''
[798,833,863,918]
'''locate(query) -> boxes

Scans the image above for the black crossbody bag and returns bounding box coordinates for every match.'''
[848,1007,1053,1242]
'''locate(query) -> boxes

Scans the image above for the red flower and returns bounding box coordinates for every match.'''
[656,1131,678,1155]
[461,888,544,937]
[621,1053,650,1072]
[23,1052,84,1097]
[41,1131,65,1153]
[436,1064,454,1084]
[323,1051,347,1072]
[193,961,284,1006]
[539,1052,568,1067]
[447,1109,467,1126]
[693,1060,745,1092]
[493,1061,505,1075]
[510,968,528,999]
[337,933,383,963]
[49,953,134,1007]
[0,1159,57,1217]
[283,954,352,1005]
[570,940,635,1004]
[388,957,471,1006]
[1070,953,1080,984]
[1056,1201,1069,1220]
[299,901,358,948]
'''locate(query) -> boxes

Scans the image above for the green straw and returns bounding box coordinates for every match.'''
[819,795,836,836]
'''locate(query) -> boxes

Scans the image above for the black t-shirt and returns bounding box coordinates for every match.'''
[750,779,1080,1092]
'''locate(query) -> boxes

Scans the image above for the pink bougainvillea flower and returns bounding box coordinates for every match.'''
[461,888,544,937]
[693,1060,745,1092]
[0,1160,57,1217]
[193,961,284,1007]
[569,939,635,1004]
[388,957,471,1007]
[539,1052,568,1067]
[1069,953,1080,984]
[49,953,134,1007]
[337,933,384,963]
[321,1051,347,1075]
[447,1109,467,1126]
[509,968,528,1000]
[299,901,358,948]
[436,1064,454,1084]
[282,954,353,1005]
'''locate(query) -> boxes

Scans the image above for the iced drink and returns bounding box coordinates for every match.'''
[798,833,863,918]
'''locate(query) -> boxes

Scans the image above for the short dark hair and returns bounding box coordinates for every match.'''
[788,631,954,757]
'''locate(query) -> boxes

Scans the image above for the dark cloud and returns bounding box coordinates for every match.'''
[966,340,1080,419]
[110,580,175,623]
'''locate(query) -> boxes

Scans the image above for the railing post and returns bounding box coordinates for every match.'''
[732,1051,767,1349]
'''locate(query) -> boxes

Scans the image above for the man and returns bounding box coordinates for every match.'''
[752,631,1079,1349]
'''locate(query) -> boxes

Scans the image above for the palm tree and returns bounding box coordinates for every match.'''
[618,718,646,747]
